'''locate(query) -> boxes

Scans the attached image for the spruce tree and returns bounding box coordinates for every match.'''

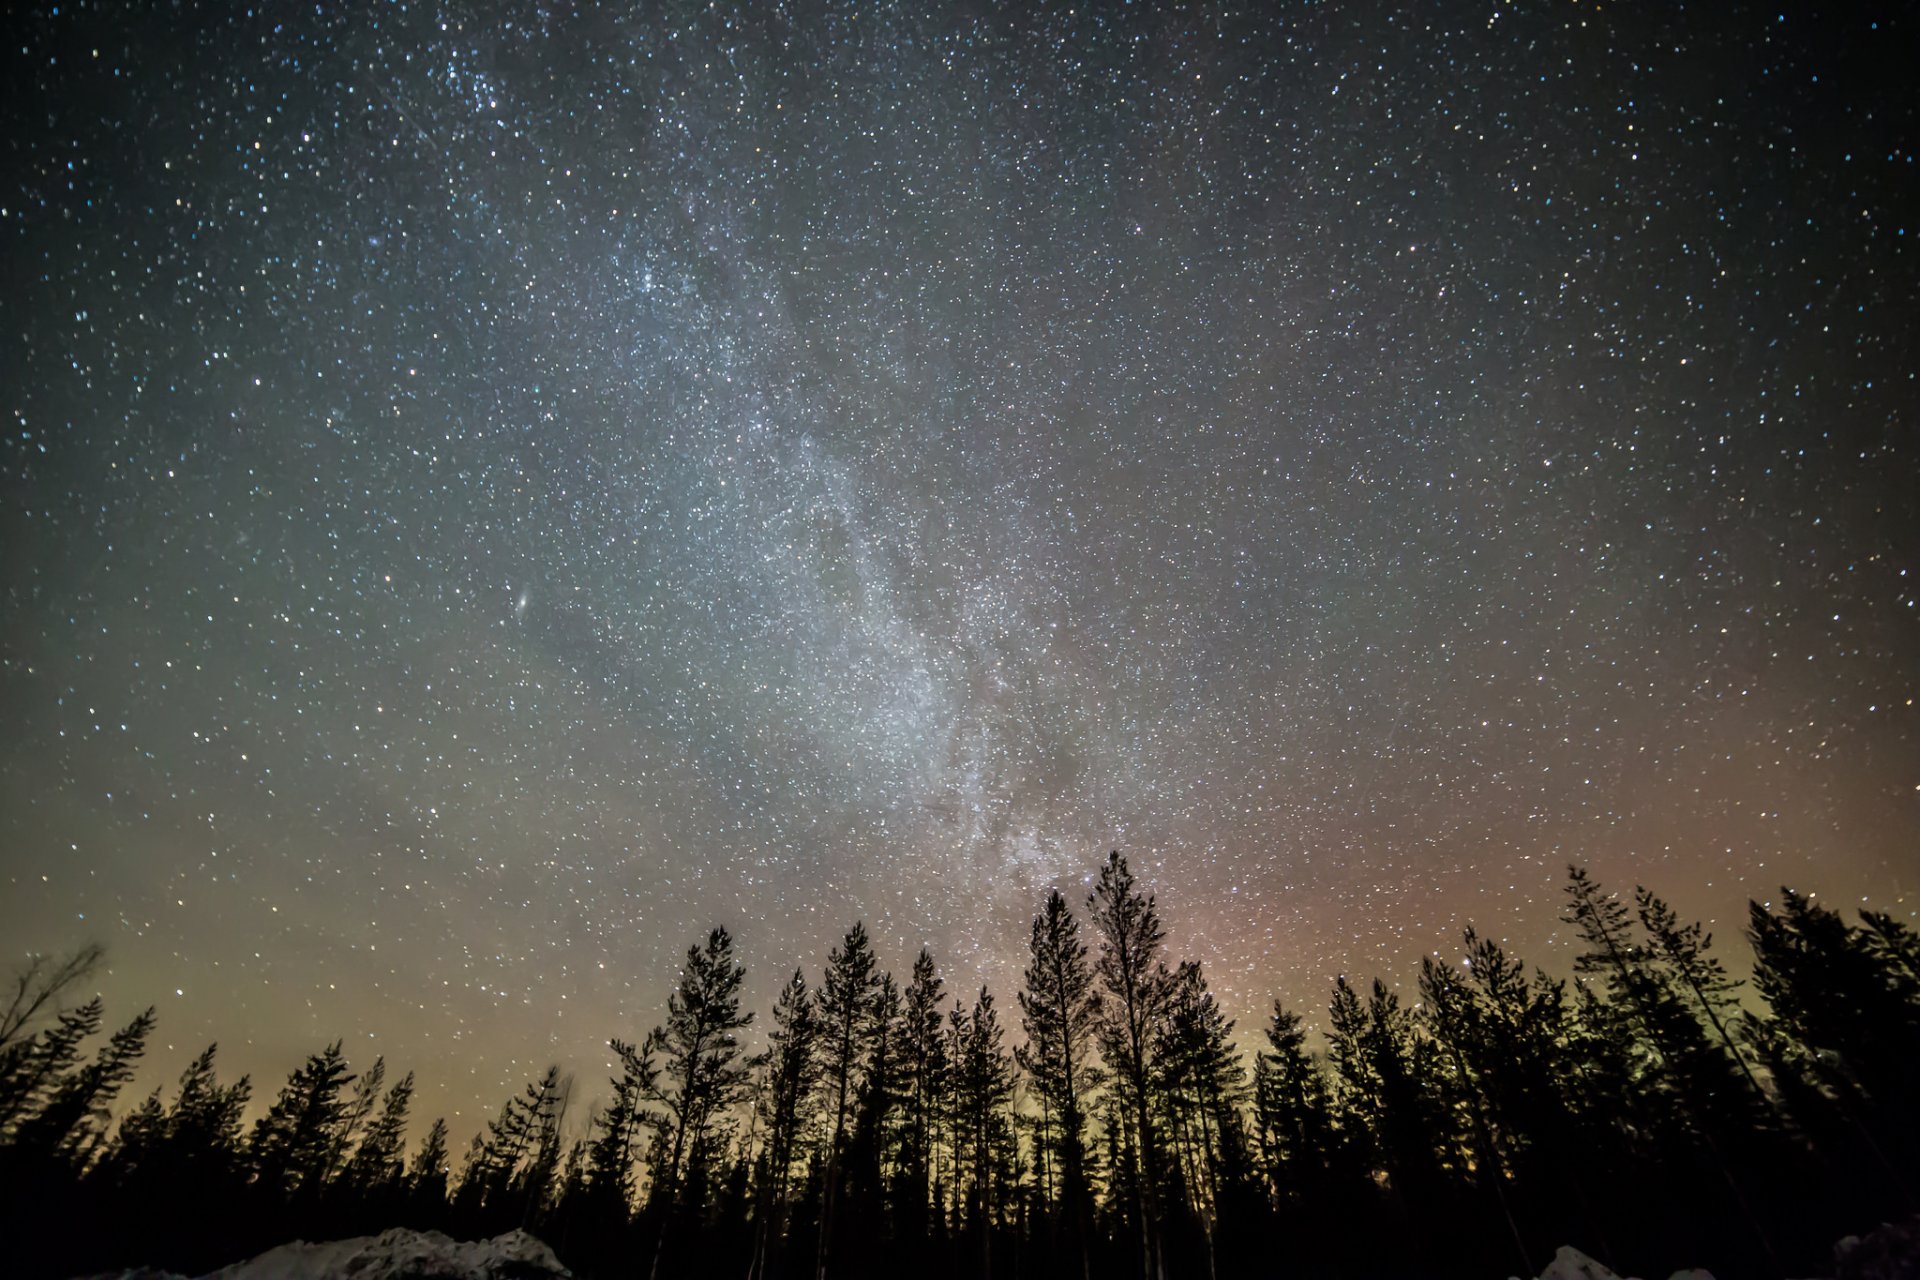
[951,988,1014,1276]
[897,947,948,1234]
[410,1117,452,1210]
[327,1055,385,1187]
[1252,1003,1335,1205]
[249,1042,354,1199]
[13,1006,155,1166]
[748,969,819,1280]
[641,926,751,1280]
[1016,885,1105,1261]
[814,921,883,1280]
[1088,851,1171,1280]
[0,996,103,1137]
[344,1070,415,1196]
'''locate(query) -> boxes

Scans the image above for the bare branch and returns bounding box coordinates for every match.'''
[0,943,106,1054]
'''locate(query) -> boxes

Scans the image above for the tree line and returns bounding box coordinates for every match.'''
[1,854,1915,1279]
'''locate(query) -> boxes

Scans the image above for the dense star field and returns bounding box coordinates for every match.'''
[2,1,1914,1129]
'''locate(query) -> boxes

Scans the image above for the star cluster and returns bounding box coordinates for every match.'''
[3,1,1915,1124]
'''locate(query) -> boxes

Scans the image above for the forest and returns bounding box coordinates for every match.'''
[0,853,1914,1280]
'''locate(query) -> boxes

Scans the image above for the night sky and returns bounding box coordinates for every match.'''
[4,1,1915,1130]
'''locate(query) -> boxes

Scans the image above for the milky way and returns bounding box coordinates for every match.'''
[3,2,1915,1128]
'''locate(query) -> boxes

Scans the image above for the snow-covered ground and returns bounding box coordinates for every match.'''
[83,1215,1920,1280]
[83,1227,569,1280]
[1521,1244,1714,1280]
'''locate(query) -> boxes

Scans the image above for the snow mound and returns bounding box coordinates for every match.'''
[82,1227,569,1280]
[1834,1214,1920,1280]
[1517,1245,1715,1280]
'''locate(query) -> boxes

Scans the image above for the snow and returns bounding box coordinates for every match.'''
[81,1228,570,1280]
[1517,1245,1715,1280]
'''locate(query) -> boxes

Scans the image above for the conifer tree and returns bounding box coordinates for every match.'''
[249,1042,354,1199]
[896,947,948,1233]
[586,1037,655,1215]
[1153,959,1246,1259]
[13,1006,155,1165]
[641,927,751,1280]
[1749,890,1920,1149]
[748,969,820,1280]
[1017,886,1105,1264]
[520,1070,570,1227]
[950,988,1015,1277]
[0,996,103,1137]
[344,1070,415,1195]
[166,1044,251,1178]
[1636,889,1768,1105]
[1088,851,1171,1280]
[327,1055,385,1186]
[814,921,882,1280]
[1252,1003,1335,1205]
[410,1117,452,1209]
[471,1066,562,1215]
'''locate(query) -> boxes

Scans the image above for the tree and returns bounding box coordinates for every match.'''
[1325,976,1452,1205]
[327,1055,386,1187]
[748,969,820,1280]
[0,944,104,1057]
[642,926,752,1280]
[459,1064,564,1229]
[249,1042,354,1199]
[1089,851,1172,1280]
[896,947,948,1237]
[950,988,1015,1278]
[814,921,883,1280]
[1252,1003,1335,1205]
[1636,889,1768,1106]
[12,1006,155,1166]
[343,1070,415,1197]
[410,1117,452,1209]
[0,996,103,1137]
[1153,958,1247,1269]
[586,1037,656,1216]
[1017,885,1105,1263]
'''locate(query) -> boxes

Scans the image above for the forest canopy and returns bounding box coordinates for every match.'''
[1,857,1915,1280]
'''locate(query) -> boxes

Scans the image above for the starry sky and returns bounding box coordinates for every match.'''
[3,1,1916,1129]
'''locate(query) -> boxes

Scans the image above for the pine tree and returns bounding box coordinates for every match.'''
[105,1088,169,1181]
[410,1117,452,1210]
[748,969,819,1280]
[0,996,103,1137]
[814,921,883,1280]
[1017,885,1105,1265]
[521,1070,570,1228]
[466,1067,561,1220]
[1326,977,1452,1202]
[847,970,903,1205]
[1252,1003,1335,1206]
[102,1043,250,1193]
[1749,889,1920,1164]
[13,1006,155,1166]
[1153,958,1246,1266]
[586,1037,656,1215]
[951,988,1014,1278]
[250,1042,354,1199]
[1088,851,1171,1280]
[327,1055,386,1186]
[167,1044,251,1179]
[1636,889,1769,1108]
[896,948,948,1235]
[344,1070,414,1196]
[642,926,752,1280]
